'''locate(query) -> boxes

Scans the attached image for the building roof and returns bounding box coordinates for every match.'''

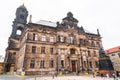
[105,46,120,54]
[36,20,57,27]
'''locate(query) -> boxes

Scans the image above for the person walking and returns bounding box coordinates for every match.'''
[52,71,55,79]
[113,73,116,80]
[106,73,109,80]
[55,71,57,77]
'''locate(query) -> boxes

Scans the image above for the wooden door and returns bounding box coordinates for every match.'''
[71,61,76,72]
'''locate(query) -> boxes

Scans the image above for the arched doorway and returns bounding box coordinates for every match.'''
[5,63,11,72]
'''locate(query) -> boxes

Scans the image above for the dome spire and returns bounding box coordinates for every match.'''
[22,2,24,6]
[67,12,73,18]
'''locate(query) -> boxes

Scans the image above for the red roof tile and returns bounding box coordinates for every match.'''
[105,46,120,54]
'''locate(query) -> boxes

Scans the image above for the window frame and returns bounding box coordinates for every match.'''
[42,36,46,41]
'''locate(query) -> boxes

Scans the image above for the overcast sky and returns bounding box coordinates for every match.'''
[0,0,120,56]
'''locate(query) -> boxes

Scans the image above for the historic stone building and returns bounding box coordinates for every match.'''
[4,4,103,75]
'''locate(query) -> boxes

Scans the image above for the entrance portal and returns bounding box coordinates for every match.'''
[71,61,76,72]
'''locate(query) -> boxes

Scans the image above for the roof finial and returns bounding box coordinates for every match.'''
[97,29,100,36]
[29,15,32,23]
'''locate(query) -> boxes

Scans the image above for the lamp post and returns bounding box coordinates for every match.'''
[77,54,80,75]
[80,49,83,73]
[41,59,44,80]
[34,59,37,80]
[57,48,61,76]
[57,53,61,75]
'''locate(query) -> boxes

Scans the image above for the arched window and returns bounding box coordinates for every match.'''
[16,29,22,35]
[16,26,23,35]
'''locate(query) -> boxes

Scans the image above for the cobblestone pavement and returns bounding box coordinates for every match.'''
[0,74,119,80]
[26,75,118,80]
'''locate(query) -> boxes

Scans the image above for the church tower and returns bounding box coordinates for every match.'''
[61,12,78,30]
[4,4,28,72]
[11,4,28,37]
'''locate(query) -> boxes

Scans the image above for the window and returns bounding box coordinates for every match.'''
[70,49,75,54]
[111,53,115,56]
[50,47,53,54]
[32,46,36,53]
[30,59,35,68]
[49,59,54,68]
[96,42,100,47]
[58,36,60,42]
[64,37,66,42]
[95,61,98,67]
[94,51,97,57]
[41,47,45,54]
[89,62,92,68]
[42,36,46,41]
[61,60,64,68]
[84,61,86,67]
[118,53,120,57]
[33,33,38,40]
[60,36,64,42]
[50,37,54,42]
[20,14,24,19]
[87,51,90,56]
[79,39,85,45]
[7,53,12,62]
[91,41,95,47]
[70,36,74,43]
[16,30,22,35]
[40,59,45,68]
